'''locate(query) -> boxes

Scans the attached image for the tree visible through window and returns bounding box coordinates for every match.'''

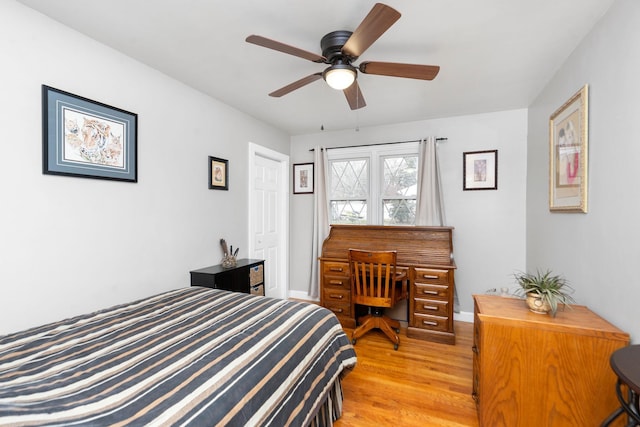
[382,155,417,225]
[328,143,418,225]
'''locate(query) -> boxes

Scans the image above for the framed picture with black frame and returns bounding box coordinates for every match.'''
[209,156,229,190]
[293,163,314,194]
[42,85,138,182]
[463,150,498,190]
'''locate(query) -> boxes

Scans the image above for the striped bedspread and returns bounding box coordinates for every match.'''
[0,287,356,426]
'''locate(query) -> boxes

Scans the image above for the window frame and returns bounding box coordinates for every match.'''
[327,142,419,225]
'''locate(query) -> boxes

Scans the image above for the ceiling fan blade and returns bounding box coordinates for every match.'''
[246,35,326,63]
[269,73,323,97]
[342,3,401,59]
[359,61,440,80]
[343,81,366,110]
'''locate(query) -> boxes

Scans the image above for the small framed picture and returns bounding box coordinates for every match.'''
[209,156,228,190]
[42,85,138,182]
[549,84,588,213]
[293,163,314,194]
[463,150,498,190]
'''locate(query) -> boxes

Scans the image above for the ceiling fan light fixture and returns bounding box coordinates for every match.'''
[323,64,356,90]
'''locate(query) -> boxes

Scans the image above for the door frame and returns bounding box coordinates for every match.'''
[248,142,290,299]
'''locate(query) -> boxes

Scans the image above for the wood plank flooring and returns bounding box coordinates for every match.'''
[335,321,479,427]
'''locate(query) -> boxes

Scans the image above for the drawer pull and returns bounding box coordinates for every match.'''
[422,320,438,326]
[422,274,439,280]
[329,267,344,272]
[329,294,344,299]
[330,307,344,313]
[422,290,439,295]
[329,280,344,285]
[472,345,478,354]
[422,305,438,311]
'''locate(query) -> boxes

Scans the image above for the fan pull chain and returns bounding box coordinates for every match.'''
[355,84,360,132]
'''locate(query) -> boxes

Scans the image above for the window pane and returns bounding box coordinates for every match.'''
[330,200,367,224]
[382,199,416,225]
[330,159,368,198]
[382,155,418,197]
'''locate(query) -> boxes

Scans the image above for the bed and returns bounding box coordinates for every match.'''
[0,287,356,426]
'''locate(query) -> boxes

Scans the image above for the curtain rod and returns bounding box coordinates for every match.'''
[308,137,447,151]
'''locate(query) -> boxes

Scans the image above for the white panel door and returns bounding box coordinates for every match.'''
[249,145,288,299]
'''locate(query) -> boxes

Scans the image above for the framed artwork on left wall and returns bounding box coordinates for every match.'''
[42,85,138,182]
[209,156,229,190]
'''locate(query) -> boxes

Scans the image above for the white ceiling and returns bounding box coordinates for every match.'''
[18,0,614,135]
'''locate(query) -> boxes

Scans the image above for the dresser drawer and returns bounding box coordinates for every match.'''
[414,268,450,284]
[413,282,449,300]
[413,298,449,317]
[412,313,450,332]
[322,262,350,277]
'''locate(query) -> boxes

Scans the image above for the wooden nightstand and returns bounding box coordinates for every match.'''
[190,259,265,296]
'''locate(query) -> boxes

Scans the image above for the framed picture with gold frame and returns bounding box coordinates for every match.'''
[549,84,588,213]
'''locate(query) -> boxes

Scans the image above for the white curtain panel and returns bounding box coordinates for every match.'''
[415,136,447,226]
[308,146,330,299]
[415,137,458,311]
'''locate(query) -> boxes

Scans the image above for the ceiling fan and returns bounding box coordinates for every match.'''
[246,3,440,110]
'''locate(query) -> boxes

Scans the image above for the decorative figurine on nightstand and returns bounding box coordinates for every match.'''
[220,238,238,268]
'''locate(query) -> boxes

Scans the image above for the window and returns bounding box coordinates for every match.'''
[328,143,419,225]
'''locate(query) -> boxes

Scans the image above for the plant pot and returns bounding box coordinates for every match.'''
[525,293,551,314]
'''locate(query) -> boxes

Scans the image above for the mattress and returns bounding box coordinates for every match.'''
[0,287,356,426]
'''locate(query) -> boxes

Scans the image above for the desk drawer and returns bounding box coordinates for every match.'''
[414,298,449,317]
[324,301,351,317]
[323,275,351,290]
[412,313,450,332]
[414,268,450,284]
[323,286,350,304]
[414,282,449,300]
[323,262,350,277]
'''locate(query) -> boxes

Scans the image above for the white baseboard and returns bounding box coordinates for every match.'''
[454,310,474,323]
[287,290,318,302]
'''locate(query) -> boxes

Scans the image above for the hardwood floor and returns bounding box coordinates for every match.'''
[335,321,479,427]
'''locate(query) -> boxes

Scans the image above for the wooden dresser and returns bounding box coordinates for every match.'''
[319,225,456,344]
[472,294,629,427]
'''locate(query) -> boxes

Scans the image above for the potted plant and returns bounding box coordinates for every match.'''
[514,269,575,317]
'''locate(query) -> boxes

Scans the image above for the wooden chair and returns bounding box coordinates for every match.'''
[348,249,408,350]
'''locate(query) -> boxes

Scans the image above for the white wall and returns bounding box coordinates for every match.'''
[290,110,528,315]
[0,1,289,335]
[527,0,640,343]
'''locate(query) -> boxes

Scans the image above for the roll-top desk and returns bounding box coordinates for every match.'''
[319,225,456,344]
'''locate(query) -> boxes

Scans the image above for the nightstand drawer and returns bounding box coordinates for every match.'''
[414,298,449,317]
[414,268,449,284]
